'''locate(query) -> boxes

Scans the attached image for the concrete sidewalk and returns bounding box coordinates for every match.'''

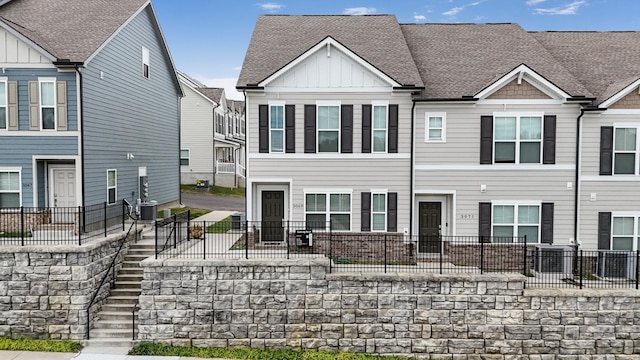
[190,210,238,223]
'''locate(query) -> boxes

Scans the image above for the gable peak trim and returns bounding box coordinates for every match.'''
[258,36,401,88]
[600,78,640,108]
[475,64,571,100]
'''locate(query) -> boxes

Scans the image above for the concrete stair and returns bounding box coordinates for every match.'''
[86,228,155,347]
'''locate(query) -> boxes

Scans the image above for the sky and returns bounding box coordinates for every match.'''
[152,0,640,100]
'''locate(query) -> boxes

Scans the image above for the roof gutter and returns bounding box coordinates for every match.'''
[409,100,416,238]
[413,97,478,102]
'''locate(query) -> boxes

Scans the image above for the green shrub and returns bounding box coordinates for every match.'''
[0,337,82,353]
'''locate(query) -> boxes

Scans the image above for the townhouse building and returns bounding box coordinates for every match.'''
[238,15,640,261]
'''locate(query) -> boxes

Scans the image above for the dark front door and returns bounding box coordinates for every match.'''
[419,202,441,253]
[261,191,284,241]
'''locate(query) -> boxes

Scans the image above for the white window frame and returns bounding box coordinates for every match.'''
[106,169,117,205]
[0,79,7,131]
[304,189,352,231]
[39,77,56,131]
[371,189,387,232]
[372,101,388,153]
[269,101,285,153]
[491,201,542,244]
[316,101,341,153]
[613,125,639,175]
[493,112,544,164]
[611,212,640,251]
[425,112,446,142]
[0,168,21,208]
[142,47,150,79]
[180,149,190,166]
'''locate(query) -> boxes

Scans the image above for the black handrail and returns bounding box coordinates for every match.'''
[85,201,137,340]
[132,299,139,340]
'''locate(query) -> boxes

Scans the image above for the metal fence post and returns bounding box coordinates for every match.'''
[384,233,388,274]
[579,250,584,289]
[636,249,640,290]
[480,236,485,274]
[286,220,290,260]
[20,206,24,247]
[173,214,177,249]
[122,201,126,232]
[439,236,443,274]
[104,202,108,237]
[155,221,159,259]
[203,222,206,260]
[245,221,249,260]
[523,235,528,276]
[78,206,83,246]
[329,220,333,274]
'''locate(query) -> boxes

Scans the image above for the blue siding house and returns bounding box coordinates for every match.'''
[0,0,182,211]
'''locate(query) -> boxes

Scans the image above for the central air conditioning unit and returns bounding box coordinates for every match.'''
[534,245,573,274]
[597,251,637,279]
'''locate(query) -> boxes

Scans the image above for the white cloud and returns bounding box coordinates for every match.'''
[526,0,546,5]
[196,77,244,101]
[413,14,426,21]
[442,7,463,16]
[442,1,481,17]
[232,66,242,71]
[343,7,377,15]
[258,3,283,12]
[533,0,586,15]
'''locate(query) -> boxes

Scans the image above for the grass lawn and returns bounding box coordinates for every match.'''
[157,207,211,220]
[129,342,410,359]
[0,337,82,353]
[181,184,245,197]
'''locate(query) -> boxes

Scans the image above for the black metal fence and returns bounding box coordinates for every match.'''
[153,216,640,289]
[0,200,127,245]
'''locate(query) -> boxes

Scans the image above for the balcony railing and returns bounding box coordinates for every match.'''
[216,162,235,174]
[0,200,127,245]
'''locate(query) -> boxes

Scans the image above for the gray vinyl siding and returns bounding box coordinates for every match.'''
[578,112,640,250]
[415,170,575,244]
[82,6,180,206]
[247,93,413,155]
[249,158,410,231]
[4,68,78,131]
[414,103,579,165]
[579,181,640,250]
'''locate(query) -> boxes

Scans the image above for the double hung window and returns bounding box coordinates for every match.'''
[40,80,56,130]
[305,192,351,231]
[613,127,638,175]
[494,115,542,163]
[611,216,640,251]
[372,104,387,152]
[107,170,117,205]
[317,105,340,152]
[492,204,540,243]
[0,170,20,208]
[426,113,446,141]
[371,193,386,231]
[180,149,190,166]
[270,104,284,153]
[0,81,6,130]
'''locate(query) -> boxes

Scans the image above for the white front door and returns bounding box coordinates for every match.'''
[50,166,76,223]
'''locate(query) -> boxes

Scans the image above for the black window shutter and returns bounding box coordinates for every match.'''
[600,126,614,175]
[361,192,371,232]
[387,192,397,232]
[388,105,399,153]
[543,115,556,164]
[541,203,554,244]
[480,115,493,164]
[479,202,491,242]
[598,212,612,250]
[362,105,372,153]
[258,105,269,153]
[341,105,353,153]
[285,105,295,153]
[304,105,316,153]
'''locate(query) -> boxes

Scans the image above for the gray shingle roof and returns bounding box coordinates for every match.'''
[196,88,224,104]
[400,23,591,100]
[532,31,640,105]
[0,0,147,62]
[237,15,423,88]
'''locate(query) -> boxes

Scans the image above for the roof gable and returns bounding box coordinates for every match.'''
[0,23,54,64]
[601,78,640,108]
[260,36,400,90]
[477,64,570,100]
[238,15,423,89]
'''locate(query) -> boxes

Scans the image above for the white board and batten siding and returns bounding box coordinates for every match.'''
[0,27,51,65]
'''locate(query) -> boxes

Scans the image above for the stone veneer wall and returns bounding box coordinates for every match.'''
[138,258,640,358]
[0,229,137,340]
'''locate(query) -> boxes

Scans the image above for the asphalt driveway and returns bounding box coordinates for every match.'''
[180,192,245,212]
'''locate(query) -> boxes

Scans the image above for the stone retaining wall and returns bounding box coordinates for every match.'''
[0,229,137,340]
[138,258,640,358]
